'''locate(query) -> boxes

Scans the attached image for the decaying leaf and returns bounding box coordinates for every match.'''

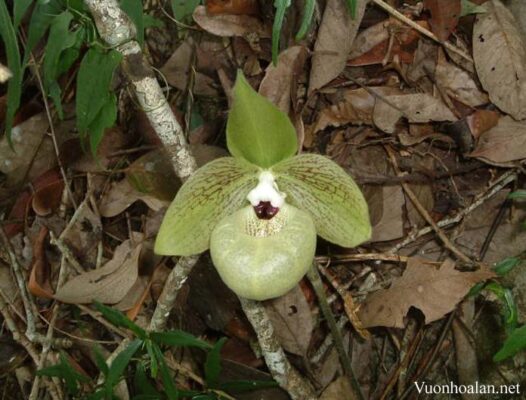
[435,50,488,107]
[264,285,313,355]
[359,258,495,328]
[259,46,307,114]
[193,5,270,38]
[473,0,526,120]
[469,116,526,165]
[54,240,142,304]
[373,93,457,133]
[309,0,366,93]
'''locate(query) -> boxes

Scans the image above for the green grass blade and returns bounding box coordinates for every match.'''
[295,0,315,40]
[0,0,22,142]
[272,0,291,65]
[14,0,33,28]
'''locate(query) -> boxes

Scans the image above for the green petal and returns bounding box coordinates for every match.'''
[226,71,298,168]
[273,154,371,247]
[155,157,259,256]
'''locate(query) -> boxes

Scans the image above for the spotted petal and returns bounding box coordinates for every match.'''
[155,157,259,256]
[273,154,371,248]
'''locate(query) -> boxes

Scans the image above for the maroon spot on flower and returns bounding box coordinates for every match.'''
[254,201,279,220]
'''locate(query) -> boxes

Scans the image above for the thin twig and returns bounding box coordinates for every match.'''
[385,146,473,264]
[307,265,365,400]
[389,171,518,253]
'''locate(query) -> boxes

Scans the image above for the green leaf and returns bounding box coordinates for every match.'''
[295,0,315,40]
[0,0,22,141]
[493,257,521,276]
[272,0,291,65]
[508,190,526,200]
[484,282,518,332]
[94,302,147,339]
[151,343,178,400]
[93,346,109,377]
[218,380,278,393]
[89,93,118,156]
[204,338,226,388]
[226,72,297,168]
[42,11,76,117]
[145,340,158,378]
[121,0,144,45]
[494,324,526,362]
[345,0,357,19]
[37,352,90,395]
[105,339,142,394]
[14,0,33,29]
[273,154,371,247]
[76,47,122,134]
[134,362,161,396]
[155,157,259,256]
[150,330,212,350]
[171,0,200,22]
[461,0,486,16]
[24,0,63,65]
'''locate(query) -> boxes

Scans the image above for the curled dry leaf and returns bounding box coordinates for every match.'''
[54,240,143,304]
[373,93,457,133]
[369,185,405,242]
[264,285,313,356]
[473,0,526,120]
[309,0,366,93]
[259,46,308,114]
[29,227,54,299]
[31,169,64,217]
[470,116,526,166]
[435,50,488,107]
[358,258,495,328]
[193,5,270,38]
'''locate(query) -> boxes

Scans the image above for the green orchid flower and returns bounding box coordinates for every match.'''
[155,72,371,301]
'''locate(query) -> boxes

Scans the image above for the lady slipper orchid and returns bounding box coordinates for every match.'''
[155,72,371,301]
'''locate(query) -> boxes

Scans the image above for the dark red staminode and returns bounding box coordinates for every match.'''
[254,201,279,220]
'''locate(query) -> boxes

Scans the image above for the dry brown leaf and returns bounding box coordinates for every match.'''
[160,38,219,97]
[193,5,270,38]
[99,179,168,218]
[358,258,495,328]
[349,21,390,60]
[424,0,461,41]
[320,376,354,400]
[264,285,313,356]
[370,185,405,242]
[373,93,457,133]
[259,46,307,114]
[31,169,64,217]
[469,116,526,165]
[54,240,142,304]
[308,0,366,93]
[435,50,488,107]
[309,87,403,135]
[473,0,526,120]
[0,113,55,187]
